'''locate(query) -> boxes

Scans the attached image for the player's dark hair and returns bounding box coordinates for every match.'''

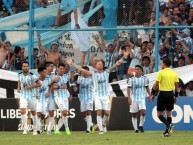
[22,61,29,66]
[82,66,89,71]
[38,66,46,73]
[162,57,171,67]
[44,61,54,68]
[58,63,65,68]
[135,65,143,72]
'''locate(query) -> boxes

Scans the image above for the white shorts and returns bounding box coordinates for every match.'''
[80,101,93,112]
[130,100,146,113]
[20,97,36,111]
[47,99,57,111]
[36,101,48,115]
[94,97,110,111]
[55,97,69,111]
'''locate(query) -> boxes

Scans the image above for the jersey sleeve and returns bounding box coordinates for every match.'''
[32,74,39,82]
[156,71,161,82]
[18,73,21,81]
[127,78,132,87]
[77,76,81,84]
[145,77,149,87]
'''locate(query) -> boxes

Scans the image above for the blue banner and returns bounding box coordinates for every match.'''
[144,97,193,130]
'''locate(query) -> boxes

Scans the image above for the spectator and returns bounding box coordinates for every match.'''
[13,46,26,70]
[37,34,62,66]
[149,11,156,26]
[2,52,14,70]
[33,48,42,69]
[12,0,29,14]
[52,0,80,29]
[163,32,189,67]
[178,2,187,20]
[173,13,187,31]
[177,56,185,67]
[128,41,148,76]
[172,28,192,53]
[117,45,134,80]
[160,6,171,25]
[118,0,132,26]
[141,56,154,75]
[0,40,11,68]
[181,81,193,96]
[186,7,193,24]
[34,0,48,8]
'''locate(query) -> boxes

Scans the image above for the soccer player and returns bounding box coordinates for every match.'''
[66,52,127,134]
[36,66,60,134]
[35,67,50,134]
[127,65,151,133]
[17,61,41,135]
[77,66,94,134]
[52,0,80,29]
[151,57,179,137]
[44,62,57,134]
[53,63,72,135]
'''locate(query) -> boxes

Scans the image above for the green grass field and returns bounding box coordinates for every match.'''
[0,131,192,145]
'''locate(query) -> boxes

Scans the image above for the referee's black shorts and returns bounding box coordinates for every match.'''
[157,91,174,111]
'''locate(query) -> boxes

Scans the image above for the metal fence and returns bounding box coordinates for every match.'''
[0,0,193,74]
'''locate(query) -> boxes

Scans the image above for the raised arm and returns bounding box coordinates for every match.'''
[80,51,87,67]
[89,53,97,66]
[107,50,129,73]
[114,34,120,52]
[95,33,106,52]
[37,34,49,54]
[66,58,93,76]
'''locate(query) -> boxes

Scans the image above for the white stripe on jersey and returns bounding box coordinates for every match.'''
[45,73,55,100]
[128,76,149,102]
[54,74,70,99]
[77,76,93,102]
[92,70,109,98]
[36,79,49,103]
[18,72,38,99]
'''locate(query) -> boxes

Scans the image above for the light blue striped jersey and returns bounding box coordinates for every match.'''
[45,73,55,100]
[105,49,118,68]
[18,72,39,99]
[54,73,70,100]
[77,76,93,102]
[36,79,50,103]
[129,51,142,68]
[127,75,149,102]
[92,70,109,98]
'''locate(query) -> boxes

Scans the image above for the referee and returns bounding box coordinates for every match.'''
[151,57,179,137]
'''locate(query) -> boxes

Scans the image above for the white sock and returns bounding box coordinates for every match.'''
[22,113,28,130]
[97,116,103,132]
[36,117,41,131]
[47,117,54,132]
[56,118,63,131]
[32,115,37,131]
[86,115,91,131]
[102,115,109,126]
[132,117,138,131]
[89,115,93,126]
[139,115,146,127]
[62,116,69,129]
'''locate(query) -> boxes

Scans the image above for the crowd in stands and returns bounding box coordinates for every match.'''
[0,0,193,96]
